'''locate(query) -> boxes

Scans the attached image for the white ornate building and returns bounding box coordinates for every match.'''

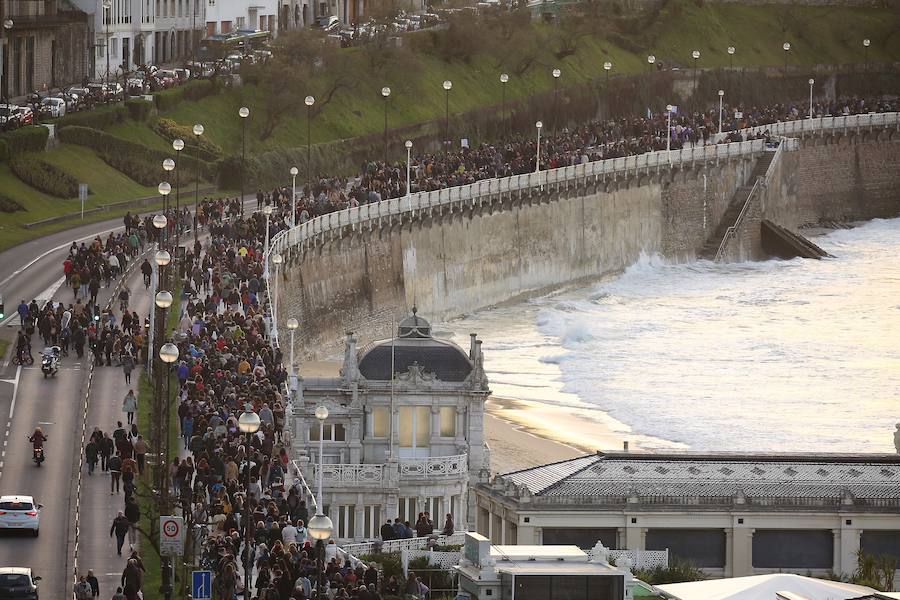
[291,311,491,542]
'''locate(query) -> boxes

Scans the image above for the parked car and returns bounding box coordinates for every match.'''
[315,15,339,29]
[17,106,34,126]
[0,104,21,130]
[39,97,66,118]
[155,70,179,88]
[173,68,191,82]
[127,77,148,96]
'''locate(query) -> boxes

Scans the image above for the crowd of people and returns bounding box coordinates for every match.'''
[57,92,895,600]
[237,95,898,230]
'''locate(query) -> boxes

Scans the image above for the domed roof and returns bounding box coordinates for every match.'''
[358,310,473,382]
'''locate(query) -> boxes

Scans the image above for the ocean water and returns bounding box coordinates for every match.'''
[442,218,900,453]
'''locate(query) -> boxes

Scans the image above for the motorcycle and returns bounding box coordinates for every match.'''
[40,347,60,378]
[32,447,44,467]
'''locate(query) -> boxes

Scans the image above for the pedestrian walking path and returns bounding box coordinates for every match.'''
[76,262,152,597]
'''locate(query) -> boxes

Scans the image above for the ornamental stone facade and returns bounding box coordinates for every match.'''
[291,310,491,542]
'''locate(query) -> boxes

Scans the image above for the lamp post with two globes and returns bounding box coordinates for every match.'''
[309,405,334,600]
[238,406,261,600]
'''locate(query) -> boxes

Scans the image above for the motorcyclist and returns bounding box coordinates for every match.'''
[41,346,60,371]
[29,427,47,460]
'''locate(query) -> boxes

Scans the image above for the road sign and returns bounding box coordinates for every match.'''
[79,183,88,219]
[159,516,184,556]
[192,570,212,599]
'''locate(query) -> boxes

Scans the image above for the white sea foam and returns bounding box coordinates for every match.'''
[442,218,900,453]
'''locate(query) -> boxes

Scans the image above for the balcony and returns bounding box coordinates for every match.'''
[312,453,468,488]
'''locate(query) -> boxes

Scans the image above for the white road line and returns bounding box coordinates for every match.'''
[1,276,66,327]
[7,366,20,420]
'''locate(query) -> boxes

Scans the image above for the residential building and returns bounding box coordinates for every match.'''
[204,0,276,37]
[292,311,491,541]
[1,0,91,99]
[474,452,900,582]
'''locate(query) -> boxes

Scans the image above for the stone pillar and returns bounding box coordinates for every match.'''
[725,528,734,578]
[838,526,861,577]
[624,518,644,550]
[430,405,440,445]
[354,498,365,541]
[731,528,754,577]
[487,506,493,542]
[443,493,451,525]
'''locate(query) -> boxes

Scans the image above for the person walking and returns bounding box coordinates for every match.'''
[74,575,92,600]
[85,438,99,476]
[100,433,113,471]
[86,569,100,597]
[122,390,137,426]
[124,496,140,550]
[108,452,123,495]
[133,435,147,475]
[121,353,134,385]
[110,511,130,556]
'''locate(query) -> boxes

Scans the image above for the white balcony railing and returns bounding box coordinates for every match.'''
[318,463,386,486]
[400,453,468,478]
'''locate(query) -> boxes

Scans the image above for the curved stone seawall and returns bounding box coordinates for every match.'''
[271,114,900,358]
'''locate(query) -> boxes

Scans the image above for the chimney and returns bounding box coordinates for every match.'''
[469,333,477,360]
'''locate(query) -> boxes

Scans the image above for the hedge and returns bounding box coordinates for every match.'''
[125,98,154,122]
[56,103,128,130]
[153,117,222,162]
[153,79,215,112]
[0,194,24,212]
[58,125,218,185]
[0,126,50,162]
[10,155,81,198]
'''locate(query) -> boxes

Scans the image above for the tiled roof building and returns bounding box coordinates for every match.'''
[474,452,900,582]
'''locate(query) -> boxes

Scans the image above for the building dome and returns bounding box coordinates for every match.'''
[358,309,473,382]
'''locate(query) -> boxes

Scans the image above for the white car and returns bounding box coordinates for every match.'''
[0,496,41,536]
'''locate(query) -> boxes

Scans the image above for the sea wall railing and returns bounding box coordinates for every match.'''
[268,111,899,340]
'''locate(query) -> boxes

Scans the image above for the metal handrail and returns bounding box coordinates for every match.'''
[713,138,786,262]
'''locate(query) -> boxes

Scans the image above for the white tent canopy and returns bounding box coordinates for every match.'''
[658,573,877,600]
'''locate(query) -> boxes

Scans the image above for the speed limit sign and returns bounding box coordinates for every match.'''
[159,516,184,556]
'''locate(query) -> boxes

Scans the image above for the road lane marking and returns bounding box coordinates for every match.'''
[1,276,66,327]
[7,366,20,419]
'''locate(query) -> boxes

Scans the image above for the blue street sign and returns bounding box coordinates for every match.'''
[192,570,212,599]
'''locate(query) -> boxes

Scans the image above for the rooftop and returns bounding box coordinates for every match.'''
[493,452,900,503]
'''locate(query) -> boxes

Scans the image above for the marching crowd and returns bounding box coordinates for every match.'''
[55,91,895,600]
[238,95,898,228]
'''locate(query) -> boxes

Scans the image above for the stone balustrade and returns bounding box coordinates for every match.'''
[308,453,469,488]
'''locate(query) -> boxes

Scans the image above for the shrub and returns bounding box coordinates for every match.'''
[10,155,80,198]
[0,194,24,212]
[153,117,222,162]
[125,98,154,122]
[153,80,215,112]
[358,552,402,582]
[57,103,128,130]
[0,126,50,161]
[59,125,217,185]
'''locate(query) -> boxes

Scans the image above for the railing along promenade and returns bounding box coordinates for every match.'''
[267,111,899,332]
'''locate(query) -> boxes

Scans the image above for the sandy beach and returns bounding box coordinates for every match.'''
[298,360,633,474]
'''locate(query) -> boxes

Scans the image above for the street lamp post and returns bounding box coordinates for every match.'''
[271,254,282,330]
[163,159,176,267]
[691,50,700,115]
[647,55,655,108]
[666,104,673,161]
[534,121,542,173]
[237,406,261,600]
[102,0,111,86]
[808,78,814,119]
[172,139,184,254]
[717,89,724,134]
[263,204,273,278]
[308,406,334,600]
[782,42,791,78]
[158,329,179,600]
[290,166,299,227]
[442,80,452,147]
[305,95,314,201]
[863,38,870,73]
[381,86,390,164]
[727,45,736,98]
[239,106,249,216]
[499,73,508,136]
[551,68,561,130]
[286,318,299,392]
[603,61,612,118]
[405,140,413,206]
[1,19,13,104]
[192,124,203,249]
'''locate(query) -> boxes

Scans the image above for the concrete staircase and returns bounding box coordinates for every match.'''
[698,152,775,260]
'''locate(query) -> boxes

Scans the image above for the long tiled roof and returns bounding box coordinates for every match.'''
[499,453,900,500]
